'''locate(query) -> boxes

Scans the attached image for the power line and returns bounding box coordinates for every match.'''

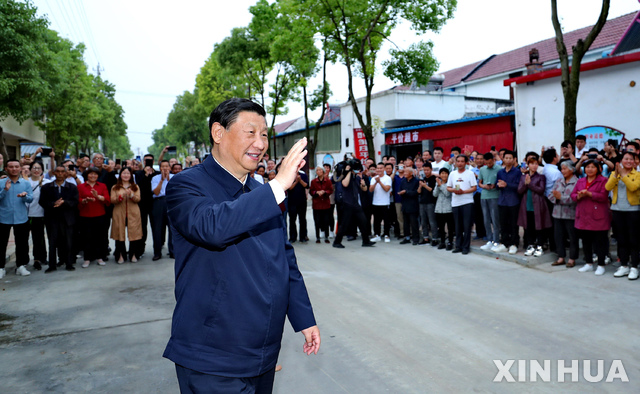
[72,0,101,65]
[118,90,178,98]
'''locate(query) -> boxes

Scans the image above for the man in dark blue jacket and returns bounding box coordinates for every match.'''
[164,98,319,393]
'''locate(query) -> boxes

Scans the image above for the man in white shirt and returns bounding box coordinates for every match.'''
[369,162,392,242]
[151,160,174,260]
[575,135,587,158]
[431,147,451,175]
[446,155,477,254]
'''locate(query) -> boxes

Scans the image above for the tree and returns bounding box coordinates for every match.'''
[166,89,209,159]
[0,0,50,160]
[302,0,456,158]
[196,51,247,112]
[551,0,610,142]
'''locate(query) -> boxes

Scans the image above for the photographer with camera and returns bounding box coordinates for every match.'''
[332,159,376,249]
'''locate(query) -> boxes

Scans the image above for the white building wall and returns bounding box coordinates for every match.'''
[464,77,512,100]
[514,60,640,156]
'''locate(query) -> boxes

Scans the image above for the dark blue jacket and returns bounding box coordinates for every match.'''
[497,166,522,207]
[163,156,316,377]
[400,176,420,213]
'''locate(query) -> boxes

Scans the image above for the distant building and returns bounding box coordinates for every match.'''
[0,116,46,160]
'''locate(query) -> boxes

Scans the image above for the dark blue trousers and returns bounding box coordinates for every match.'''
[175,364,276,394]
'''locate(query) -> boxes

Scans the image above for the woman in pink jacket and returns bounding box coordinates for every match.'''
[571,160,611,275]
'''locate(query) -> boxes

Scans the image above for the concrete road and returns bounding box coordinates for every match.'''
[1,221,638,393]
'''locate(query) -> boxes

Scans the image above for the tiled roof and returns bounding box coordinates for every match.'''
[462,11,637,84]
[273,118,297,134]
[441,60,484,88]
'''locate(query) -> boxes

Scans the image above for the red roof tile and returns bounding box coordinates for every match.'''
[453,11,637,85]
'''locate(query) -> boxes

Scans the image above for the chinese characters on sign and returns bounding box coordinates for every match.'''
[353,128,369,160]
[388,131,420,145]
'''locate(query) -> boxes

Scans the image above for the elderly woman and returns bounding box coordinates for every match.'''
[548,160,579,267]
[606,151,640,280]
[517,157,552,257]
[309,166,334,243]
[26,161,51,270]
[77,167,111,267]
[571,160,611,275]
[110,167,143,263]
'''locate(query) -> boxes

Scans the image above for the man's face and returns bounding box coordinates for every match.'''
[161,162,171,174]
[456,156,466,170]
[267,160,276,171]
[626,145,636,153]
[257,166,265,176]
[6,161,20,177]
[323,165,331,174]
[54,167,66,182]
[503,154,515,167]
[0,153,4,168]
[93,155,104,168]
[485,158,495,168]
[422,151,431,162]
[385,164,393,176]
[21,165,30,177]
[169,158,178,166]
[376,164,384,177]
[424,167,432,178]
[576,139,586,151]
[433,150,443,162]
[405,158,414,168]
[212,111,268,178]
[403,167,413,179]
[604,142,612,153]
[172,165,183,174]
[388,157,396,165]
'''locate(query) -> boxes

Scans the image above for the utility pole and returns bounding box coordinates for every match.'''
[94,63,104,77]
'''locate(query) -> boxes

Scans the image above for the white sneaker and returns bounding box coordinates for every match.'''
[614,266,630,277]
[629,267,639,280]
[16,265,31,276]
[384,235,390,243]
[492,244,507,253]
[533,246,544,257]
[524,245,535,256]
[595,265,605,276]
[604,255,612,265]
[97,259,106,266]
[480,241,493,251]
[329,231,335,240]
[508,245,518,255]
[0,268,5,279]
[579,264,594,272]
[370,235,381,242]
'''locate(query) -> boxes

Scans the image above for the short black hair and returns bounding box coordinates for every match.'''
[525,151,540,161]
[439,167,450,175]
[483,152,494,161]
[79,153,89,159]
[626,141,640,151]
[171,163,182,170]
[575,135,586,141]
[368,164,376,170]
[542,148,557,164]
[433,147,443,153]
[499,148,507,154]
[208,98,266,146]
[5,159,20,166]
[456,154,469,163]
[384,162,394,169]
[144,154,154,159]
[451,146,461,154]
[423,161,432,169]
[502,150,515,159]
[560,140,573,149]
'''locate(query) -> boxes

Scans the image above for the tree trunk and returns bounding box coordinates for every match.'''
[0,126,9,162]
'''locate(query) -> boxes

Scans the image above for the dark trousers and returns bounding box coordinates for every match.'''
[388,202,400,237]
[436,212,455,243]
[288,203,307,242]
[372,204,390,237]
[473,193,486,238]
[419,203,438,240]
[152,197,172,256]
[45,219,75,268]
[335,204,370,245]
[79,216,108,261]
[175,364,275,394]
[554,217,578,260]
[612,210,640,267]
[523,211,542,248]
[544,199,556,251]
[139,203,151,250]
[328,204,335,233]
[115,239,144,260]
[499,205,520,247]
[312,208,332,240]
[0,222,30,269]
[28,217,47,263]
[578,229,608,266]
[403,212,420,243]
[453,203,473,252]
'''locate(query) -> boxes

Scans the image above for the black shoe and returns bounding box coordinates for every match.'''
[412,241,419,245]
[462,250,469,255]
[66,266,76,271]
[437,242,446,249]
[452,248,462,253]
[45,267,57,273]
[57,262,64,268]
[324,239,330,244]
[362,242,376,247]
[400,239,411,245]
[102,256,109,262]
[446,243,453,251]
[431,240,439,247]
[333,243,345,249]
[33,261,42,270]
[152,255,161,261]
[346,236,356,241]
[169,253,175,259]
[418,239,428,245]
[289,239,297,244]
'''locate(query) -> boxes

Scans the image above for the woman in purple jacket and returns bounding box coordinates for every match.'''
[571,160,611,275]
[517,157,552,257]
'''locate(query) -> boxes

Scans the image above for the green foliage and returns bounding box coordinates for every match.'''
[166,89,209,158]
[383,41,439,86]
[196,52,247,111]
[0,0,51,122]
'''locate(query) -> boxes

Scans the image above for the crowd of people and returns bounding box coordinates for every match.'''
[0,146,199,278]
[2,134,639,281]
[287,135,640,280]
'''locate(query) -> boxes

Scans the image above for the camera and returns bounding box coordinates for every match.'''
[41,147,53,156]
[587,153,598,160]
[334,159,363,177]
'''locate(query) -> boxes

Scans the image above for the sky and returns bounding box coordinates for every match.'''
[30,0,640,157]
